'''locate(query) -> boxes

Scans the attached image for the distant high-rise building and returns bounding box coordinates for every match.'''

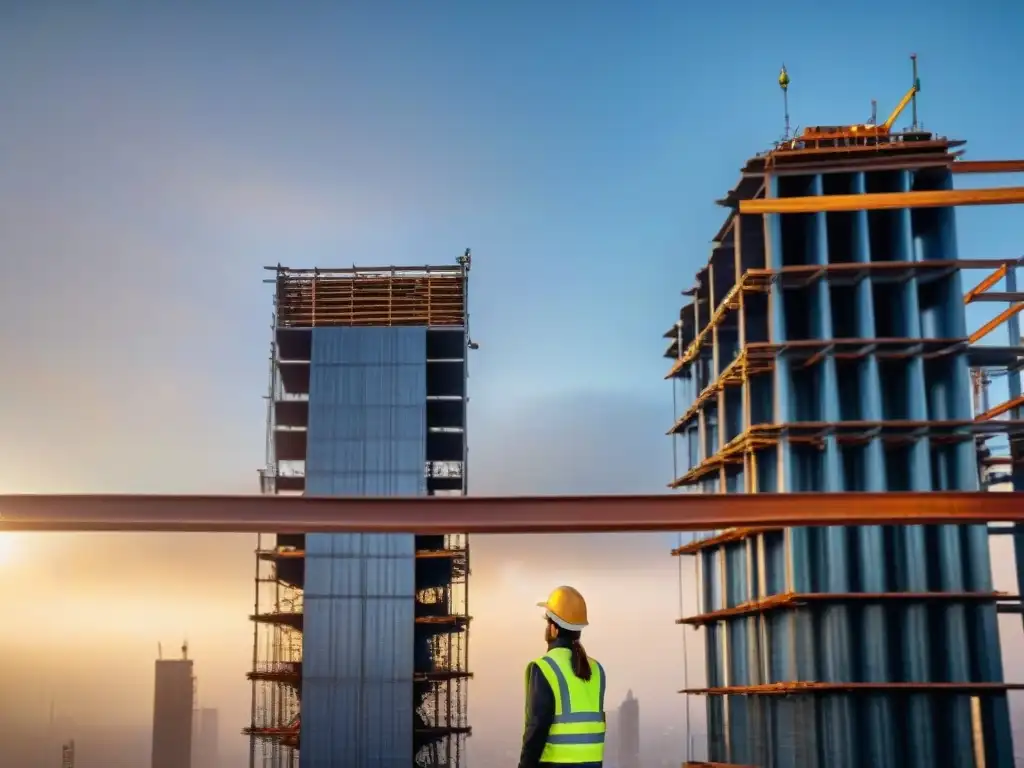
[192,708,219,768]
[617,689,639,768]
[152,651,194,768]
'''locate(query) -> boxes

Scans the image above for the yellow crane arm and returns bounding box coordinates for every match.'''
[882,79,921,132]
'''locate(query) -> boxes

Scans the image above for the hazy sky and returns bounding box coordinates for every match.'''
[2,2,1024,766]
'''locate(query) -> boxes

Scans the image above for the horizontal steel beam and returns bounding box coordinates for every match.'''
[739,187,1024,214]
[952,160,1024,174]
[0,492,1021,534]
[743,155,955,178]
[970,292,1024,302]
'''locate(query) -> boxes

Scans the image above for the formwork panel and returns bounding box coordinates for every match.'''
[301,326,425,768]
[669,153,1017,768]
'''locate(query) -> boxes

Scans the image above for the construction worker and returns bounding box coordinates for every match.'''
[518,586,606,768]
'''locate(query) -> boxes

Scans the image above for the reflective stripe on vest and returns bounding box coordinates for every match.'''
[524,646,606,764]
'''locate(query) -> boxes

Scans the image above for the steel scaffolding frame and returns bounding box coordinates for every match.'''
[665,135,1024,766]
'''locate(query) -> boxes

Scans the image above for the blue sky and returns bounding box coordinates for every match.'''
[4,2,1022,463]
[4,1,1019,468]
[2,3,1024,760]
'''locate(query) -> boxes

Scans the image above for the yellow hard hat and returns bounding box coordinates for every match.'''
[537,586,588,631]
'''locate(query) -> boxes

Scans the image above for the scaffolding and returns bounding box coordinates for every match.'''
[247,254,472,768]
[964,258,1024,489]
[665,131,1024,767]
[273,265,467,329]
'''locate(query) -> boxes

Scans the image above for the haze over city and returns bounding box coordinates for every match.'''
[2,2,1024,767]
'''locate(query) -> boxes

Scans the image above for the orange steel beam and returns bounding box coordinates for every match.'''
[977,394,1024,422]
[0,492,1022,534]
[952,160,1024,174]
[739,187,1024,214]
[678,591,1010,625]
[969,302,1024,344]
[964,264,1008,304]
[671,527,777,555]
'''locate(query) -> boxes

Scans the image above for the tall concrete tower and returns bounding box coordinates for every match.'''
[152,646,194,768]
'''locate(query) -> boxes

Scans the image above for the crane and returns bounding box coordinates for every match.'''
[789,54,922,147]
[875,55,921,133]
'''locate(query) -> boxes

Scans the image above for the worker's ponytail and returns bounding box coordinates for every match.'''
[569,638,592,682]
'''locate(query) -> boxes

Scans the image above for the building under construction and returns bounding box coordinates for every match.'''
[247,256,473,768]
[664,61,1024,767]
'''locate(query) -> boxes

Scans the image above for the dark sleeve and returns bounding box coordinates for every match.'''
[518,662,555,768]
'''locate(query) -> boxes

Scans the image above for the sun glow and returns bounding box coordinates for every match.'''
[0,532,22,565]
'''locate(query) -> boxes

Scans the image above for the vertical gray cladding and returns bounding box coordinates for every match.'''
[301,326,426,768]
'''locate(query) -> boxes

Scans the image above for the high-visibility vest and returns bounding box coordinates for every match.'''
[525,646,606,764]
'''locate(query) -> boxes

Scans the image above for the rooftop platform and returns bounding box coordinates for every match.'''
[269,264,467,330]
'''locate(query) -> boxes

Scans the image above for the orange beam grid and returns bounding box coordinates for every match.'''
[681,682,1024,696]
[670,527,778,555]
[739,187,1024,215]
[4,491,1024,533]
[666,358,738,435]
[670,420,1024,488]
[763,259,1017,285]
[668,338,966,435]
[748,261,1003,292]
[665,282,742,379]
[665,260,1014,378]
[952,160,1024,174]
[677,591,1014,626]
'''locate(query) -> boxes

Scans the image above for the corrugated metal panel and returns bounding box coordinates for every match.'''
[301,327,425,768]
